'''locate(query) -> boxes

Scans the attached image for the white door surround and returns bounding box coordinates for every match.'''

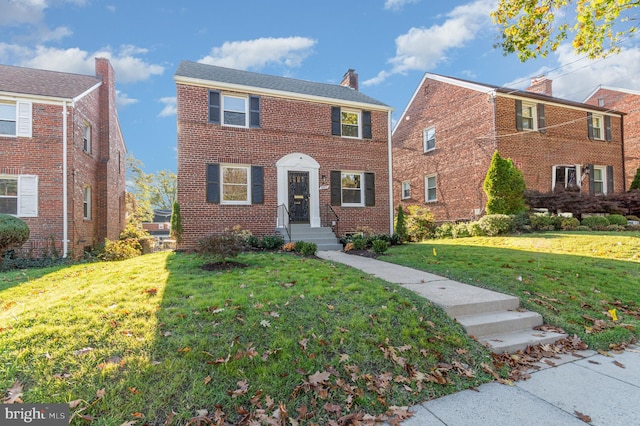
[276,153,321,227]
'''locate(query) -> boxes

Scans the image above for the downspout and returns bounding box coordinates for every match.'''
[621,114,626,192]
[387,110,394,234]
[62,101,68,257]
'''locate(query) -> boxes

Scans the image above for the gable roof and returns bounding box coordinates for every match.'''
[174,61,391,110]
[583,85,640,103]
[0,64,102,100]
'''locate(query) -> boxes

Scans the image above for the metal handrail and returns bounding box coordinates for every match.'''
[323,204,339,237]
[276,203,291,242]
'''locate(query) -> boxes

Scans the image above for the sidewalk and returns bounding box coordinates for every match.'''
[316,251,640,425]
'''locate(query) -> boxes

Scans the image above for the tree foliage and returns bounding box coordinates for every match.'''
[0,214,29,266]
[483,151,527,215]
[170,201,184,244]
[126,155,177,223]
[630,167,640,190]
[492,0,639,61]
[394,204,407,242]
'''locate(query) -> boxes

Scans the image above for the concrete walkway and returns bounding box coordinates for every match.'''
[316,251,640,425]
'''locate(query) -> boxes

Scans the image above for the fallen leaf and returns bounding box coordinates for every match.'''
[613,360,625,369]
[74,347,94,356]
[228,380,249,398]
[96,388,106,399]
[204,375,211,385]
[2,381,23,404]
[260,319,271,328]
[143,287,158,295]
[299,338,308,352]
[69,399,83,408]
[575,411,592,422]
[308,371,331,386]
[132,412,145,418]
[120,421,137,426]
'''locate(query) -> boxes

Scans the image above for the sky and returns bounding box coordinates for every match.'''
[2,0,640,174]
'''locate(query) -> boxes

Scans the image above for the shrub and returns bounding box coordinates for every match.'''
[468,222,486,237]
[100,238,142,261]
[293,240,306,253]
[560,217,580,230]
[405,205,436,241]
[343,242,354,252]
[630,167,640,190]
[581,216,610,230]
[197,229,247,263]
[435,222,454,239]
[607,214,628,226]
[282,242,296,252]
[352,236,368,251]
[576,225,591,231]
[483,151,526,215]
[511,212,531,232]
[606,224,626,232]
[299,242,317,256]
[394,205,407,242]
[0,214,30,266]
[170,201,183,244]
[530,214,561,231]
[452,222,472,238]
[245,235,261,249]
[389,233,402,246]
[261,235,284,250]
[118,222,155,254]
[477,214,514,236]
[371,239,388,254]
[626,215,640,221]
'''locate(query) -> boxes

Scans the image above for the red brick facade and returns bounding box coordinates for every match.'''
[584,87,640,188]
[175,64,393,249]
[0,58,126,257]
[392,74,625,221]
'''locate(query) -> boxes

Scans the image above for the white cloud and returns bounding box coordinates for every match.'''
[116,90,138,108]
[0,0,84,42]
[384,0,419,11]
[365,0,496,86]
[198,37,316,70]
[15,45,164,83]
[158,97,177,118]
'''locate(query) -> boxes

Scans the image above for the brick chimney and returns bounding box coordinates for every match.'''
[526,76,552,97]
[340,69,358,91]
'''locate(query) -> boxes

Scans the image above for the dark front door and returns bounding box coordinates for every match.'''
[288,171,310,223]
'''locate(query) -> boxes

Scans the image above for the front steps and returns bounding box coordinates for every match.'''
[278,224,342,251]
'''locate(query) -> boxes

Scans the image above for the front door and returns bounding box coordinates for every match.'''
[288,171,310,223]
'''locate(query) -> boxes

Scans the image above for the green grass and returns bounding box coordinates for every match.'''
[0,251,494,424]
[383,231,640,350]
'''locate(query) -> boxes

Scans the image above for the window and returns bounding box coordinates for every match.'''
[425,175,437,202]
[592,166,605,194]
[0,175,37,217]
[206,163,264,205]
[0,103,16,136]
[83,186,91,220]
[83,122,92,153]
[208,90,260,128]
[552,165,580,191]
[340,172,363,206]
[592,114,603,140]
[330,171,375,207]
[401,181,411,199]
[516,100,545,133]
[588,113,612,141]
[423,127,435,152]
[521,102,536,130]
[331,107,372,139]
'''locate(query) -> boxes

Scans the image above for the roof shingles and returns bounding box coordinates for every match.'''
[0,64,101,99]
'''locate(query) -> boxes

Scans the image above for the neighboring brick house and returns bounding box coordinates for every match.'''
[142,209,171,243]
[392,74,625,221]
[0,58,126,257]
[584,86,640,188]
[174,61,393,249]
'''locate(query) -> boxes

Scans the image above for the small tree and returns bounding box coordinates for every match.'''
[394,204,407,242]
[170,201,183,244]
[483,151,526,215]
[630,167,640,191]
[0,214,30,267]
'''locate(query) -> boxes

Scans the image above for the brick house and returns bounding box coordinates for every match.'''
[392,74,625,221]
[174,61,393,250]
[584,86,640,188]
[0,58,127,257]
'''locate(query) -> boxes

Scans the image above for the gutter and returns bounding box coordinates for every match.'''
[62,101,68,257]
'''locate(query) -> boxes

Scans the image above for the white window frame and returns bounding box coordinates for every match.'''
[593,165,606,194]
[551,165,581,191]
[83,122,92,153]
[521,101,537,131]
[222,95,248,128]
[341,171,364,207]
[0,101,32,137]
[592,114,604,140]
[425,174,437,202]
[423,127,435,152]
[0,174,38,217]
[401,181,411,200]
[221,164,251,205]
[341,109,361,139]
[83,186,92,220]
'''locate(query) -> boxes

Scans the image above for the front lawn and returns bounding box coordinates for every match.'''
[383,231,640,350]
[0,251,495,424]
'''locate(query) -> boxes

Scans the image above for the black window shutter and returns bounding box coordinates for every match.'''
[605,115,612,142]
[209,91,221,124]
[206,163,220,203]
[537,103,546,133]
[607,165,614,193]
[364,172,375,206]
[249,96,260,128]
[515,99,523,131]
[362,111,372,139]
[251,166,264,204]
[587,164,595,195]
[330,170,341,205]
[331,107,341,136]
[587,112,594,140]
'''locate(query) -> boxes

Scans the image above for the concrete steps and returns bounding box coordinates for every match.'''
[279,224,342,251]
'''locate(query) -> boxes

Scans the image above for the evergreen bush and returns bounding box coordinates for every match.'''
[100,238,142,261]
[607,214,628,226]
[435,222,454,239]
[405,205,436,241]
[630,167,640,190]
[371,239,388,254]
[477,214,514,236]
[299,242,317,256]
[0,214,30,267]
[483,151,526,215]
[170,201,183,244]
[452,222,472,238]
[394,205,407,242]
[581,216,610,230]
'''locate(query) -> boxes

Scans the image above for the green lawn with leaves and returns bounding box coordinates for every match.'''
[0,251,495,425]
[383,231,640,350]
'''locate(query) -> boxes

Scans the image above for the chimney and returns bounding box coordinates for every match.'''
[340,69,358,91]
[526,76,552,97]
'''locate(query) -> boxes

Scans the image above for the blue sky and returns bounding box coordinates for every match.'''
[2,0,640,174]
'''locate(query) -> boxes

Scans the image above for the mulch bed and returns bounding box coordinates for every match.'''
[200,261,249,271]
[345,250,381,259]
